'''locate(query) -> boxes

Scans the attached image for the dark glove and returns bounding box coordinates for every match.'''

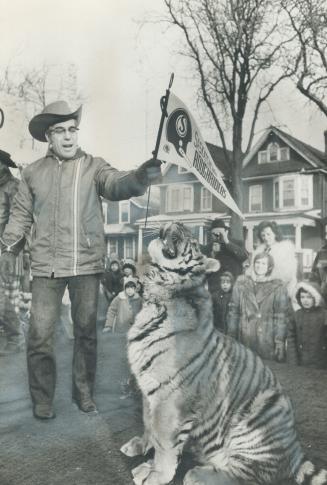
[274,341,285,362]
[135,159,162,185]
[0,252,16,284]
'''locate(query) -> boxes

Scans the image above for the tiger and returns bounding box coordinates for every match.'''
[120,222,327,485]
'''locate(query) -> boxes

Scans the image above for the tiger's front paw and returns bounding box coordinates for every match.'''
[120,435,147,457]
[132,461,170,485]
[132,462,152,484]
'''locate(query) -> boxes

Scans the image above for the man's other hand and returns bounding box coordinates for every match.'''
[0,252,16,284]
[136,159,162,184]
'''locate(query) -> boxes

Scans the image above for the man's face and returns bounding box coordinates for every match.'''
[46,119,79,160]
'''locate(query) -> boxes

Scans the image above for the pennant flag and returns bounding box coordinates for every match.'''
[157,92,243,219]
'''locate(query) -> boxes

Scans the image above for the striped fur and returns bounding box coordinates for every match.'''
[121,223,327,485]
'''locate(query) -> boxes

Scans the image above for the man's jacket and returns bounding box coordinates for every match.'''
[1,149,148,278]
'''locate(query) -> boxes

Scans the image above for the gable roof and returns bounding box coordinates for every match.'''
[243,126,327,170]
[161,142,232,180]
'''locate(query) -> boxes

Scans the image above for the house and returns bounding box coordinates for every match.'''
[135,127,327,274]
[242,126,327,274]
[102,192,159,261]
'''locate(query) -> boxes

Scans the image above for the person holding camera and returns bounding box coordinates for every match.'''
[201,219,248,296]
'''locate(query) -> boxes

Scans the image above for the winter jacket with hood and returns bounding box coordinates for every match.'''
[1,149,149,277]
[287,281,327,369]
[101,258,124,302]
[105,286,142,333]
[227,272,289,361]
[212,271,234,333]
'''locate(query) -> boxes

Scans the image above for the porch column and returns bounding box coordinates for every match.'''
[294,223,302,252]
[245,224,254,253]
[199,225,204,245]
[138,225,143,264]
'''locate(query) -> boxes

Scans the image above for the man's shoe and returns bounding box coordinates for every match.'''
[33,403,56,420]
[74,397,98,414]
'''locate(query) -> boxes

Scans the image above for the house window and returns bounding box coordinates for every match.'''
[258,142,290,164]
[108,239,118,256]
[273,174,312,210]
[282,178,295,207]
[166,185,194,212]
[201,187,212,211]
[249,185,262,212]
[124,238,135,259]
[269,142,278,162]
[119,201,130,223]
[274,181,279,209]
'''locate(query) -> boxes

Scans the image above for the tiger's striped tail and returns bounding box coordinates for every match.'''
[295,460,327,485]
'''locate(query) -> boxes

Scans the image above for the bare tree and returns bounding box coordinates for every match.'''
[161,0,296,237]
[0,62,84,151]
[281,0,327,116]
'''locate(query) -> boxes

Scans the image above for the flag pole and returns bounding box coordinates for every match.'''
[144,73,174,228]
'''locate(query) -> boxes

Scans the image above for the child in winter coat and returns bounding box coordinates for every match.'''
[103,277,143,398]
[212,271,234,333]
[227,252,289,362]
[101,257,124,307]
[103,277,142,333]
[287,280,327,369]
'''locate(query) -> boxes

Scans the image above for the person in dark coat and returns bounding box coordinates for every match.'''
[287,280,327,369]
[101,256,124,307]
[201,219,248,296]
[227,252,289,362]
[212,271,234,333]
[0,150,24,355]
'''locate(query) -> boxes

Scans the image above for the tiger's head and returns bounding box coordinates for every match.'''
[148,222,220,277]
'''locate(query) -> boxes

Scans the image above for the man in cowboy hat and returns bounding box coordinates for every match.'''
[201,218,248,295]
[0,100,162,420]
[0,150,25,355]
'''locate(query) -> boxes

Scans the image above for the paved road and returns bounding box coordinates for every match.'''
[1,314,326,485]
[0,320,146,485]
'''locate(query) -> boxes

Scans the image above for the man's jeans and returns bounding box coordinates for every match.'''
[27,275,100,406]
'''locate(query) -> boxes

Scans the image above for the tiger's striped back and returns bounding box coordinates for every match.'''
[125,223,327,485]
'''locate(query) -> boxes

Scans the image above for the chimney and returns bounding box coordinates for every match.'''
[324,130,327,159]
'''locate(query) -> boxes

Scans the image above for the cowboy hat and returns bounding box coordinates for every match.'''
[29,101,82,142]
[0,149,17,168]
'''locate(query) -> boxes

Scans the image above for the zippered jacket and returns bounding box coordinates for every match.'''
[1,149,149,277]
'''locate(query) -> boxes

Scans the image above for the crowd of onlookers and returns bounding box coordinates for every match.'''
[206,219,327,370]
[2,216,327,380]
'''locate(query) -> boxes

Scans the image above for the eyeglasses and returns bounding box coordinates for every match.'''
[49,127,79,135]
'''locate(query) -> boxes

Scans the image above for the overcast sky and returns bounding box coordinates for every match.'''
[0,0,326,169]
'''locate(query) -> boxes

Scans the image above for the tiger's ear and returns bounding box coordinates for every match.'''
[204,257,221,274]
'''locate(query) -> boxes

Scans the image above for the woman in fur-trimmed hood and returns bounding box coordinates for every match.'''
[287,280,327,369]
